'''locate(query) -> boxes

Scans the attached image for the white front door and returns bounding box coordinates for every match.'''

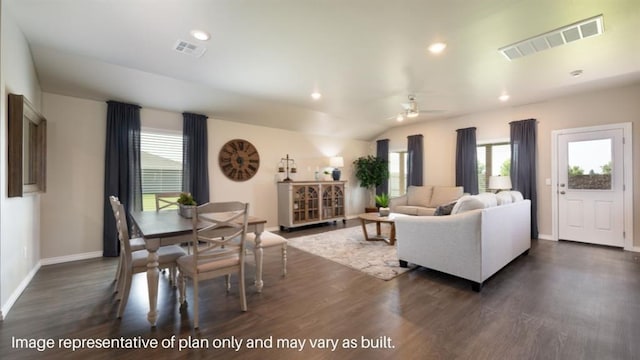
[557,129,624,247]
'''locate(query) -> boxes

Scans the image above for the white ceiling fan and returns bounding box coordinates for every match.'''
[393,94,445,122]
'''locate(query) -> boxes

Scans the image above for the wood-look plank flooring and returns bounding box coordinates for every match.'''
[1,219,639,359]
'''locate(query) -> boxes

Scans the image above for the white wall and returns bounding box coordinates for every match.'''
[40,93,371,260]
[40,94,106,260]
[376,83,640,247]
[0,5,43,316]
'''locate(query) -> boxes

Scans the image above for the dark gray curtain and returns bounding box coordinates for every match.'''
[376,139,389,196]
[182,112,210,205]
[455,127,479,195]
[510,118,538,239]
[103,101,142,257]
[407,134,423,187]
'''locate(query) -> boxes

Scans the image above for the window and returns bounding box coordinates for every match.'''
[141,129,183,211]
[477,142,511,193]
[388,151,407,197]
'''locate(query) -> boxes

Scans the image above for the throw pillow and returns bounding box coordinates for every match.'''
[434,201,456,216]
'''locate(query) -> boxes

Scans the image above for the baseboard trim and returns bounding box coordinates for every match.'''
[1,261,41,321]
[537,234,555,241]
[40,251,103,266]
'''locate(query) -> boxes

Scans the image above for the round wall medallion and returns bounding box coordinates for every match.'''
[218,139,260,181]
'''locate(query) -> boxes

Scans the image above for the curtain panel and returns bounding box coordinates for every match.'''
[510,118,538,239]
[406,134,424,187]
[376,139,390,196]
[455,127,479,195]
[103,101,142,257]
[182,112,210,205]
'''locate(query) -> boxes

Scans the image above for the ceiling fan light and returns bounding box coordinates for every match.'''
[406,111,419,118]
[396,114,404,122]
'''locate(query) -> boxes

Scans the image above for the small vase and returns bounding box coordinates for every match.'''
[179,204,194,218]
[379,207,390,217]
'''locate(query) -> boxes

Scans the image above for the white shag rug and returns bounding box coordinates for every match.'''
[287,224,413,280]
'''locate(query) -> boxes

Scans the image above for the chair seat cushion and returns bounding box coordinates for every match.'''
[131,245,186,268]
[177,251,240,274]
[130,237,146,251]
[245,231,287,248]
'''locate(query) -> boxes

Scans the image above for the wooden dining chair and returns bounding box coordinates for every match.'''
[154,192,183,211]
[177,201,249,329]
[154,191,192,255]
[109,196,186,318]
[245,231,288,289]
[109,196,146,293]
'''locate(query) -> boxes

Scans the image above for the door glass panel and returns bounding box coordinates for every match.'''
[567,139,611,190]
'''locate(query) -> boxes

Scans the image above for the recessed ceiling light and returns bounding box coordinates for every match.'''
[428,42,447,54]
[570,69,583,77]
[311,91,322,100]
[396,114,404,122]
[190,29,211,41]
[499,94,510,102]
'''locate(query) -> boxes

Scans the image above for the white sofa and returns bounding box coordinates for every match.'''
[395,191,531,291]
[389,185,464,216]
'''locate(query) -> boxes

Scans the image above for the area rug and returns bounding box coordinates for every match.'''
[287,224,414,280]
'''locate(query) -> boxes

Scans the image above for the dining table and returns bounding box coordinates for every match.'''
[130,210,267,327]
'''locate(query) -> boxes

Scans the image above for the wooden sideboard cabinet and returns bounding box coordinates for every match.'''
[278,181,347,230]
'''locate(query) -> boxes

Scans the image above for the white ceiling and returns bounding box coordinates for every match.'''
[6,0,640,140]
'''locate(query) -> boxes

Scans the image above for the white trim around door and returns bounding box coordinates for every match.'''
[551,123,634,251]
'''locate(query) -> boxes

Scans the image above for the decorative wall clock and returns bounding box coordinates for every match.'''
[218,139,260,181]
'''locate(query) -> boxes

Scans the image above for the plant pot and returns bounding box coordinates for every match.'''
[179,204,195,218]
[379,207,390,217]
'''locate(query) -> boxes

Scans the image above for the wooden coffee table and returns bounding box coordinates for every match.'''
[358,212,406,245]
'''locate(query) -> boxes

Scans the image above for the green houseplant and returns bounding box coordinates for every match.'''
[375,192,390,216]
[177,192,196,218]
[375,193,389,207]
[353,155,389,209]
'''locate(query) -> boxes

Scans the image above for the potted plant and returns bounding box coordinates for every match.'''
[375,193,390,216]
[177,192,197,218]
[353,155,389,211]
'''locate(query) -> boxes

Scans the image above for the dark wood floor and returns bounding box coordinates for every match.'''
[1,219,639,359]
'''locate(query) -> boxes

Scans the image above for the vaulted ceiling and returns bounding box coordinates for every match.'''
[6,0,640,140]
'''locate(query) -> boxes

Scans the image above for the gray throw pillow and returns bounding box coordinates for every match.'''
[434,201,456,216]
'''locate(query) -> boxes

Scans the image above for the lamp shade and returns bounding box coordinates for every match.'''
[488,176,512,190]
[329,156,344,168]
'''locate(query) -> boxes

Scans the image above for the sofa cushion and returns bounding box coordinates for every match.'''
[428,186,463,207]
[475,192,498,208]
[407,186,433,208]
[395,205,420,216]
[496,191,513,205]
[451,195,485,214]
[509,191,524,202]
[416,207,436,216]
[434,201,456,216]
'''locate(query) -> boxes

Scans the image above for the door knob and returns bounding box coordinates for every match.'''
[560,191,566,195]
[560,183,566,187]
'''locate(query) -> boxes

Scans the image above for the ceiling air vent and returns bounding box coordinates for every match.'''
[499,14,603,61]
[173,39,206,58]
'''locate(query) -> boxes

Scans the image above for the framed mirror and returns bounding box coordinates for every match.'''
[8,94,46,197]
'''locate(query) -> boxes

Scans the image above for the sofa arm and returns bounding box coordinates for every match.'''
[389,194,408,211]
[395,211,483,282]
